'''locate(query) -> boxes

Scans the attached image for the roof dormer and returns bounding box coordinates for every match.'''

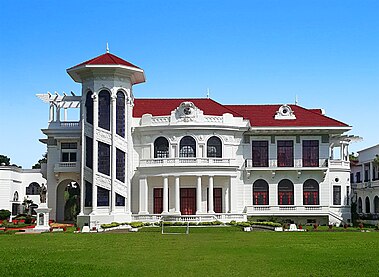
[274,104,296,120]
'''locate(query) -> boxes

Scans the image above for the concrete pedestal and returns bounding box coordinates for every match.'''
[34,204,52,232]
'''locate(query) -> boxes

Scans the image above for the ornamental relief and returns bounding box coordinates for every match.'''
[96,129,112,144]
[114,180,127,197]
[115,135,128,152]
[95,173,111,190]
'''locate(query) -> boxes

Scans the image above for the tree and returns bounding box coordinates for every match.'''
[22,198,34,216]
[0,155,10,166]
[32,153,47,169]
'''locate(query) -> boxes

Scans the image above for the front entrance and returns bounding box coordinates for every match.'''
[56,180,80,223]
[180,188,196,215]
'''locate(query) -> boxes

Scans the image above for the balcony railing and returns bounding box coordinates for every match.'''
[139,158,236,167]
[245,205,329,215]
[48,121,80,129]
[54,162,80,173]
[245,158,328,170]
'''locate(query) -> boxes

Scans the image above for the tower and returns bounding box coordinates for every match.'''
[67,50,145,226]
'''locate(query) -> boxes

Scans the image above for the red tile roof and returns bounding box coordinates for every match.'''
[225,104,349,127]
[133,98,349,128]
[133,98,243,118]
[68,53,141,70]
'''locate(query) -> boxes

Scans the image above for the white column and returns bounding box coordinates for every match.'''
[225,185,229,213]
[163,176,169,214]
[362,164,365,182]
[369,162,373,181]
[208,176,214,213]
[79,102,85,215]
[56,106,61,123]
[63,108,68,122]
[229,176,233,213]
[126,96,132,214]
[110,96,117,213]
[138,177,148,214]
[175,176,180,214]
[49,104,54,122]
[196,176,202,214]
[91,95,98,214]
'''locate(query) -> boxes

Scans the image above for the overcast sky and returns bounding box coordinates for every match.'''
[0,0,378,167]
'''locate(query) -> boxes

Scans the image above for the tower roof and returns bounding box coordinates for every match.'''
[67,52,145,84]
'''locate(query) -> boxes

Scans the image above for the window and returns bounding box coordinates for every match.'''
[346,186,350,205]
[85,91,93,124]
[98,90,110,131]
[252,141,268,167]
[116,148,125,182]
[333,186,341,205]
[62,152,77,162]
[85,181,92,207]
[154,137,169,158]
[207,136,222,158]
[356,172,361,183]
[303,179,319,205]
[365,197,370,213]
[358,197,362,213]
[61,143,77,149]
[116,193,125,206]
[116,91,126,138]
[98,142,110,176]
[153,188,163,214]
[277,140,294,167]
[374,196,379,214]
[207,188,223,213]
[253,179,269,205]
[26,182,41,195]
[86,136,93,169]
[350,173,354,183]
[61,142,77,162]
[179,136,196,157]
[302,140,319,167]
[278,179,294,205]
[97,187,109,206]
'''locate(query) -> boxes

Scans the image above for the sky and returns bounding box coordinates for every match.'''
[0,0,378,168]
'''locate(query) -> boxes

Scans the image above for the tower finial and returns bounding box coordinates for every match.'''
[206,88,210,99]
[106,42,110,53]
[295,95,298,105]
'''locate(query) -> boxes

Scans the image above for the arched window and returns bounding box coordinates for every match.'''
[116,91,125,138]
[26,182,41,195]
[179,136,196,158]
[358,197,362,213]
[374,196,379,214]
[365,196,371,213]
[278,179,294,205]
[303,179,319,205]
[154,137,169,158]
[253,179,269,205]
[98,90,110,131]
[85,91,93,124]
[13,191,19,202]
[207,136,222,158]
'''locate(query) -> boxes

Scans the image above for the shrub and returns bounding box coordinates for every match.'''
[237,222,251,227]
[212,221,223,225]
[24,216,33,224]
[130,222,144,228]
[0,210,11,220]
[249,221,282,228]
[228,220,237,226]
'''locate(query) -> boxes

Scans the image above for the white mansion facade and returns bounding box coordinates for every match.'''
[38,51,355,227]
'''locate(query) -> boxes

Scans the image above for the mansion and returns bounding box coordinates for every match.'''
[37,51,355,228]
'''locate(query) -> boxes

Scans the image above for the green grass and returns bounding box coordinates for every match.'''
[0,227,378,276]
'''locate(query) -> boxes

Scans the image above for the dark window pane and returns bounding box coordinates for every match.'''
[207,136,222,158]
[85,91,93,125]
[179,136,196,157]
[365,197,370,213]
[98,142,110,176]
[98,90,110,131]
[303,179,319,205]
[97,187,109,206]
[252,141,268,167]
[62,152,70,162]
[154,137,169,158]
[333,186,341,205]
[85,181,92,207]
[116,193,125,206]
[302,140,319,167]
[116,91,125,138]
[278,179,294,205]
[277,140,294,167]
[116,148,125,182]
[154,188,163,214]
[86,136,93,169]
[253,179,269,205]
[26,182,41,195]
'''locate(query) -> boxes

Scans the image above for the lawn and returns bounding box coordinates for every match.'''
[0,227,378,276]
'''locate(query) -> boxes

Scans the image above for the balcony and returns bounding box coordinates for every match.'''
[54,162,80,173]
[328,159,350,171]
[139,158,237,168]
[48,121,80,129]
[244,158,328,172]
[352,180,379,190]
[245,205,330,216]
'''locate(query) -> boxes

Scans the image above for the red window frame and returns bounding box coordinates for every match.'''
[302,140,319,167]
[277,140,294,167]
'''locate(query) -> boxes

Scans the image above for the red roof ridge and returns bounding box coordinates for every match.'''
[68,52,141,70]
